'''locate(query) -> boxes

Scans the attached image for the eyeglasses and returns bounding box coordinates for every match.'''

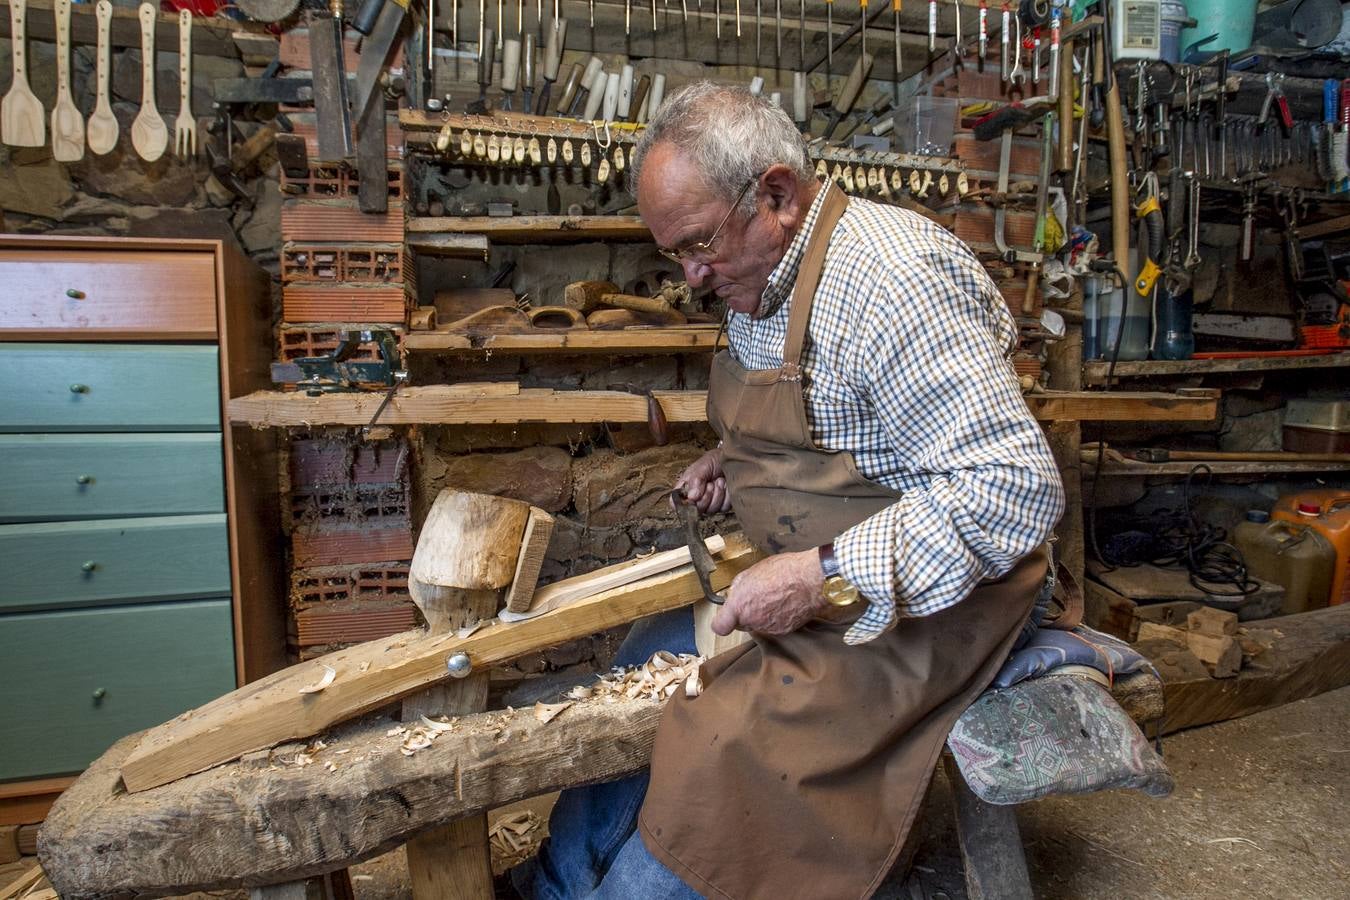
[656,176,759,266]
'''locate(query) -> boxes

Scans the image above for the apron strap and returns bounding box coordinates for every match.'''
[780,183,849,380]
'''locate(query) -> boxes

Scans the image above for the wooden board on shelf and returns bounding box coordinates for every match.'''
[403,327,725,355]
[405,216,650,244]
[230,387,1221,427]
[1082,351,1350,384]
[1087,562,1285,621]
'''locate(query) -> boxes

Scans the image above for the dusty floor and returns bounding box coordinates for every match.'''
[10,687,1346,899]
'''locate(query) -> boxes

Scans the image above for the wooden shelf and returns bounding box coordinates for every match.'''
[1083,352,1350,385]
[403,327,725,355]
[406,216,650,244]
[1082,452,1350,478]
[229,386,1218,427]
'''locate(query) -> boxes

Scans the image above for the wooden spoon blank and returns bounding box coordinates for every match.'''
[1,0,46,148]
[129,2,168,162]
[50,0,85,161]
[86,0,119,155]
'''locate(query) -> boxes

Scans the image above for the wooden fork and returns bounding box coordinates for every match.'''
[173,9,196,158]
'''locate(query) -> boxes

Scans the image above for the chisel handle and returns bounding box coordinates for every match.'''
[501,38,521,91]
[479,28,496,86]
[543,17,566,80]
[352,0,384,34]
[629,74,651,123]
[556,62,584,113]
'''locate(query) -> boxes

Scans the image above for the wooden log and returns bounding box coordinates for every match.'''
[1135,622,1188,647]
[1150,604,1350,733]
[41,668,1165,900]
[943,754,1033,900]
[1186,632,1242,679]
[117,536,758,793]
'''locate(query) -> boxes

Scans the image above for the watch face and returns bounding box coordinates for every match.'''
[823,576,859,607]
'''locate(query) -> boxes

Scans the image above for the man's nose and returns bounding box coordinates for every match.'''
[681,258,712,287]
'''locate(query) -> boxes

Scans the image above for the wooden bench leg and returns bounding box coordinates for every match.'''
[942,755,1033,900]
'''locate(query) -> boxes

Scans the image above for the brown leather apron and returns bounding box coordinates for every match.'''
[638,184,1049,900]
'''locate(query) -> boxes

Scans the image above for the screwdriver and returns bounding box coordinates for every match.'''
[978,0,987,61]
[736,0,742,38]
[1000,1,1010,82]
[756,0,762,60]
[825,0,834,77]
[860,0,867,57]
[776,0,781,59]
[928,0,936,54]
[893,0,901,86]
[716,0,721,39]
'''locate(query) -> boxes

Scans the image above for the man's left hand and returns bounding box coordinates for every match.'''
[711,549,829,636]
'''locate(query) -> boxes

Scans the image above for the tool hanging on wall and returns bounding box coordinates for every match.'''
[950,0,961,67]
[1048,7,1060,101]
[469,27,496,113]
[859,0,868,56]
[825,0,834,77]
[756,0,762,61]
[50,0,85,162]
[534,18,566,113]
[173,9,196,159]
[500,37,522,109]
[978,0,987,64]
[3,0,44,147]
[498,0,505,49]
[522,32,537,109]
[927,0,936,55]
[131,3,168,162]
[776,0,782,60]
[87,1,119,156]
[892,0,902,89]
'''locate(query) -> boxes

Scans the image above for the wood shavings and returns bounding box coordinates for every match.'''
[298,664,336,694]
[489,811,543,872]
[568,652,705,703]
[457,621,485,639]
[293,753,314,768]
[533,701,572,724]
[399,716,455,756]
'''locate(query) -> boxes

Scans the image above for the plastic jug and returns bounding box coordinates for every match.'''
[1233,510,1336,614]
[1272,491,1350,606]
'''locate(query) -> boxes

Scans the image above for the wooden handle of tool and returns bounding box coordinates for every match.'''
[1021,263,1040,315]
[629,74,651,123]
[543,18,565,80]
[138,3,155,104]
[500,38,521,91]
[555,62,583,112]
[617,64,634,119]
[1103,35,1129,281]
[1056,37,1073,173]
[602,292,674,314]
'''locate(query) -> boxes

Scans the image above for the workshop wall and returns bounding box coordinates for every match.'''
[0,37,282,269]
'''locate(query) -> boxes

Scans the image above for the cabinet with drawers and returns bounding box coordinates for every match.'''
[0,236,285,820]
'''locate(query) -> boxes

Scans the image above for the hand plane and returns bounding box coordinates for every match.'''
[270,329,407,395]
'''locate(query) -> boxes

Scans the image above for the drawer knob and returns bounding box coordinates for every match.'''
[76,474,93,485]
[66,288,86,299]
[92,688,107,701]
[70,383,90,394]
[81,560,98,572]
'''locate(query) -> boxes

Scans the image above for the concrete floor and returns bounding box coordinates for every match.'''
[13,687,1345,899]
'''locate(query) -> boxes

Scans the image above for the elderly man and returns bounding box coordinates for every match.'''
[514,83,1064,900]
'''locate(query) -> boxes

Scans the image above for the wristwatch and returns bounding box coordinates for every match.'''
[817,542,861,607]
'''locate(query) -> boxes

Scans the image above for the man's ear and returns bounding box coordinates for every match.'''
[760,164,804,224]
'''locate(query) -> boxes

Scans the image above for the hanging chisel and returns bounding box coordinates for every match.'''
[860,0,867,57]
[617,64,634,120]
[736,0,742,39]
[950,0,961,65]
[498,0,505,49]
[651,0,657,32]
[716,0,721,39]
[522,32,536,109]
[1000,1,1009,82]
[571,56,605,115]
[628,74,651,122]
[555,61,584,113]
[626,0,632,36]
[1048,7,1060,101]
[649,73,666,117]
[826,0,834,76]
[590,0,595,28]
[978,0,987,63]
[582,65,607,119]
[467,27,495,113]
[776,0,782,60]
[928,0,936,54]
[500,37,521,108]
[757,0,762,61]
[519,0,524,34]
[534,17,566,113]
[799,0,806,67]
[893,0,902,87]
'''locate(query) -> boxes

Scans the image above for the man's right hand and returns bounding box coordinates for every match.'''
[673,448,732,515]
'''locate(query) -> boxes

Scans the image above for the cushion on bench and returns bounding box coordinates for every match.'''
[947,673,1174,806]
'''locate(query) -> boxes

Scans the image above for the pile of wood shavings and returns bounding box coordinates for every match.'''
[568,651,706,703]
[389,716,456,756]
[488,811,543,872]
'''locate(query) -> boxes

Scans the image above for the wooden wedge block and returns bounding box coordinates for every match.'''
[1188,606,1239,637]
[1187,631,1242,678]
[0,825,18,864]
[504,508,556,613]
[1135,622,1189,646]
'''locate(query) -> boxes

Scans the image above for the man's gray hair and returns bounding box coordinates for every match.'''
[629,82,813,213]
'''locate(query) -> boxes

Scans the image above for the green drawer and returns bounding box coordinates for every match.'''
[0,344,220,432]
[0,599,236,780]
[0,514,230,613]
[0,434,225,523]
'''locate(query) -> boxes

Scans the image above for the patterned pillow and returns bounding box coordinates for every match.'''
[947,674,1174,806]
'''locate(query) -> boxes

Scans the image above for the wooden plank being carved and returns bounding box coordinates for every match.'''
[118,535,758,793]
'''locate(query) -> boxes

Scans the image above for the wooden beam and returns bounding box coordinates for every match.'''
[0,0,263,59]
[118,537,760,793]
[0,776,76,827]
[406,216,651,244]
[402,327,726,355]
[1082,351,1350,384]
[1143,604,1350,736]
[230,387,1221,427]
[42,667,1162,898]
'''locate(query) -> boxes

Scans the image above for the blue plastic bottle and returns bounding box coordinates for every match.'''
[1152,286,1195,360]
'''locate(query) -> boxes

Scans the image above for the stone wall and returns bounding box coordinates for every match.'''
[0,32,281,270]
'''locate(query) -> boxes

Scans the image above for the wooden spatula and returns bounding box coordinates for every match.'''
[86,0,119,155]
[130,2,168,162]
[50,0,85,161]
[2,0,46,147]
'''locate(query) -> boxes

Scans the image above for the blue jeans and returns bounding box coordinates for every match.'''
[511,608,703,900]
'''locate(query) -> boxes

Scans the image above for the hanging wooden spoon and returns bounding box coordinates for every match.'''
[130,2,168,162]
[50,0,85,161]
[1,0,46,147]
[87,0,120,155]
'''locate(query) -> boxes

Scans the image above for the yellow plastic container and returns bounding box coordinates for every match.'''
[1272,491,1350,607]
[1233,511,1335,614]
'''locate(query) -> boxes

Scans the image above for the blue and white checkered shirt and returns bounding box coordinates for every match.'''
[726,184,1065,645]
